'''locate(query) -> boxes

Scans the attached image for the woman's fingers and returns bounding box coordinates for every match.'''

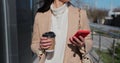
[73,37,83,46]
[40,41,51,49]
[40,37,48,40]
[70,36,85,46]
[40,37,53,49]
[41,42,52,47]
[40,45,50,49]
[78,36,85,46]
[69,37,76,46]
[70,37,80,46]
[78,36,84,42]
[40,39,52,44]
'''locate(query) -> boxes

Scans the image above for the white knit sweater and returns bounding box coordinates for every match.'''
[45,3,68,63]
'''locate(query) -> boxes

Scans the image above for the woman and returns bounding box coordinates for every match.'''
[31,0,93,63]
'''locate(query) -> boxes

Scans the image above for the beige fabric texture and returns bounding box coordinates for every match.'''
[31,5,93,63]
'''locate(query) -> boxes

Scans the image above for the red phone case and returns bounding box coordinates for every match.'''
[74,30,90,38]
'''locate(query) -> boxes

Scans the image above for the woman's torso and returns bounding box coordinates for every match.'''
[36,5,88,63]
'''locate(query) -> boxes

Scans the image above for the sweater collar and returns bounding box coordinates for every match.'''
[50,3,68,16]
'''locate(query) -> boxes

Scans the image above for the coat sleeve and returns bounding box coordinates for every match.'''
[79,10,93,56]
[31,13,42,57]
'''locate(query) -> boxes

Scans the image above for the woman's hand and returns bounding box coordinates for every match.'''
[40,37,53,50]
[69,36,85,47]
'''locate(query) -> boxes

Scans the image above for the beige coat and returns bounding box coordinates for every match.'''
[31,5,93,63]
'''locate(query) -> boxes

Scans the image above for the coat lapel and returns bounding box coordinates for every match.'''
[67,5,79,44]
[39,10,52,36]
[63,5,80,63]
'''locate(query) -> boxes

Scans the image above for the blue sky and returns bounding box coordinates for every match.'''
[83,0,120,9]
[30,0,120,9]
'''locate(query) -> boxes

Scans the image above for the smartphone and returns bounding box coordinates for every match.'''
[74,30,90,38]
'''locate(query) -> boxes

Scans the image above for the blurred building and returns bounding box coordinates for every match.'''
[104,11,120,27]
[0,0,5,63]
[0,0,42,63]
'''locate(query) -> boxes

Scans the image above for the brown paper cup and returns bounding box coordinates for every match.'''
[45,38,55,52]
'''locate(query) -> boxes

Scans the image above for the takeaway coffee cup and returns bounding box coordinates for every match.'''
[42,31,56,52]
